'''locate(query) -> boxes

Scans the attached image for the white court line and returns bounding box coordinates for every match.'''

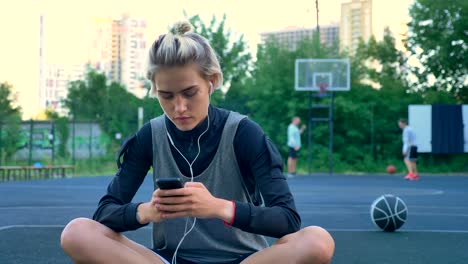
[0,224,64,231]
[326,228,468,234]
[296,204,468,210]
[1,225,467,233]
[0,206,95,210]
[299,211,468,217]
[0,185,105,190]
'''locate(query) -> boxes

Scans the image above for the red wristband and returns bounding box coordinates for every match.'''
[223,200,236,226]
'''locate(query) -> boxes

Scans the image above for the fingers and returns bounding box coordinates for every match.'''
[184,181,205,188]
[153,188,188,198]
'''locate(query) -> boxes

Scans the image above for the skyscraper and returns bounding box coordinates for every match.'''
[88,14,147,98]
[340,0,373,54]
[260,24,339,51]
[109,15,147,98]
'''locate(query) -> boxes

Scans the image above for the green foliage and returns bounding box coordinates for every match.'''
[0,82,21,119]
[0,82,22,164]
[63,70,156,153]
[406,0,467,102]
[186,14,252,113]
[244,35,339,152]
[45,110,70,158]
[3,13,464,175]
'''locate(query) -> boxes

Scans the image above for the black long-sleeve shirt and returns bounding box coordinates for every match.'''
[93,106,301,238]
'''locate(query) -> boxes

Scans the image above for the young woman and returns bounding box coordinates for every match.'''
[60,21,334,264]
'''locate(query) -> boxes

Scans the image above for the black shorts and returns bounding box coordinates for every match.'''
[152,249,254,264]
[405,146,418,160]
[288,147,299,158]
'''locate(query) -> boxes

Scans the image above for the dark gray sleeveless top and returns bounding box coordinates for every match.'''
[150,111,268,263]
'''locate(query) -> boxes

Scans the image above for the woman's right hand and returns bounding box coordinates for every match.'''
[136,190,164,224]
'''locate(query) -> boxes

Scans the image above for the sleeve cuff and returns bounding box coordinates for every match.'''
[124,202,148,230]
[229,201,251,228]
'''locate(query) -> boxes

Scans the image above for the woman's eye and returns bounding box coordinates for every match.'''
[184,90,197,98]
[160,93,173,100]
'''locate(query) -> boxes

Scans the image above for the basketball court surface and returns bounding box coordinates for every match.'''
[1,174,468,263]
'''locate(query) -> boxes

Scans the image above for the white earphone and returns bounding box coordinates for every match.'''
[165,110,210,264]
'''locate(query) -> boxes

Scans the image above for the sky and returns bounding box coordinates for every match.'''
[0,0,413,119]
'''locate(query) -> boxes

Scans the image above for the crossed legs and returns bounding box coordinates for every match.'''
[61,218,334,264]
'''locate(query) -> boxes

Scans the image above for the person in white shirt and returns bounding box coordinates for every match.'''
[287,117,306,178]
[398,118,419,180]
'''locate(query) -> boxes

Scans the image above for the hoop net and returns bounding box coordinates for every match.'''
[317,82,329,96]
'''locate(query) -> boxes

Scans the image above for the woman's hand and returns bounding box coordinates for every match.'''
[154,182,234,222]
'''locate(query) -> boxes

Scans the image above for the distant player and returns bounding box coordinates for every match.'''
[287,117,306,178]
[398,118,419,180]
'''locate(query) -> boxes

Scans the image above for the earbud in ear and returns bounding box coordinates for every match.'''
[209,82,213,93]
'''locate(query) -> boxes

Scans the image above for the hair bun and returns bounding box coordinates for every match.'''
[170,21,192,35]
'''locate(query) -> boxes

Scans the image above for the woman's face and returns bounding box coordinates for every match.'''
[154,64,211,131]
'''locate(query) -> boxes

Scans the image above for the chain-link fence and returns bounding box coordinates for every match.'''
[0,120,119,166]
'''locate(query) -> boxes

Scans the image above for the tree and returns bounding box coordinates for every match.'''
[0,82,22,164]
[244,35,335,152]
[64,70,107,121]
[63,70,148,152]
[186,14,252,112]
[406,0,467,102]
[343,29,424,164]
[45,110,70,159]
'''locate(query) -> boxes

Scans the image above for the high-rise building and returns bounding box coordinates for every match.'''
[320,24,340,48]
[37,14,148,117]
[340,0,373,54]
[109,15,147,98]
[43,64,85,115]
[88,17,114,80]
[260,24,339,51]
[87,15,148,98]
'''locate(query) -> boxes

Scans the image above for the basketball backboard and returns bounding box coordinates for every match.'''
[295,59,350,91]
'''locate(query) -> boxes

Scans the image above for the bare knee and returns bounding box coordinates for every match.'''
[295,226,335,264]
[61,217,99,255]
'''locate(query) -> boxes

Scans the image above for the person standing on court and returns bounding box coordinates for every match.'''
[287,116,306,178]
[60,21,334,264]
[398,118,419,180]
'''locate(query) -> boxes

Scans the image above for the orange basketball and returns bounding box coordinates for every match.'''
[386,165,396,174]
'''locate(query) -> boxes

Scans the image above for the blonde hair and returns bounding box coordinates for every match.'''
[146,21,223,97]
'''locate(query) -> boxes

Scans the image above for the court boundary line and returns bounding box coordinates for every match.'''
[299,211,468,217]
[0,206,95,210]
[1,225,468,234]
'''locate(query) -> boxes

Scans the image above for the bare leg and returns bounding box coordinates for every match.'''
[291,158,297,174]
[241,226,334,264]
[61,218,165,264]
[287,157,293,173]
[411,161,418,175]
[404,159,413,174]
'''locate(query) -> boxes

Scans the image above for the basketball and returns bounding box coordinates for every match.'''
[386,165,396,174]
[370,194,407,232]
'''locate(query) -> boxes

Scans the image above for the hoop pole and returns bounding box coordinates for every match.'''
[329,91,334,175]
[308,91,312,176]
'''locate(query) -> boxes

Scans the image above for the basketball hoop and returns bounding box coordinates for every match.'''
[317,83,328,97]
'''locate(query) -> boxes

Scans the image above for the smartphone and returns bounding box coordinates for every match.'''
[156,178,183,190]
